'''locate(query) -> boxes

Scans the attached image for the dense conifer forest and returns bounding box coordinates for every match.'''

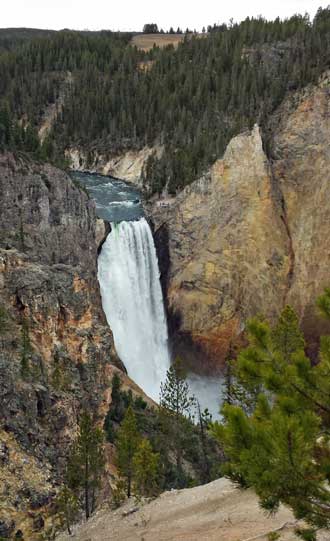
[1,8,330,192]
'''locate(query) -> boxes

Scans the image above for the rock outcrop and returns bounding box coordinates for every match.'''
[0,153,122,538]
[151,77,330,370]
[66,145,162,187]
[55,477,321,541]
[152,126,289,371]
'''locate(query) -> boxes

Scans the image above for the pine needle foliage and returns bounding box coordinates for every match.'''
[159,358,195,487]
[115,405,140,497]
[133,438,160,497]
[213,293,330,536]
[55,486,78,535]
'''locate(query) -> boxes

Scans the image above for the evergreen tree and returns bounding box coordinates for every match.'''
[67,411,105,520]
[195,401,212,483]
[133,438,159,497]
[272,305,305,357]
[143,24,159,34]
[115,405,140,497]
[104,373,126,442]
[56,485,78,535]
[0,101,11,149]
[23,124,40,154]
[159,358,194,486]
[213,295,330,537]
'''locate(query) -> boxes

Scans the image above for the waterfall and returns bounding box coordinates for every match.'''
[98,217,170,401]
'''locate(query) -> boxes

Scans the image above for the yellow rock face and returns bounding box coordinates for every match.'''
[271,79,330,351]
[152,80,330,369]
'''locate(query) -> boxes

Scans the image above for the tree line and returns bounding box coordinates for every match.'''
[142,23,198,34]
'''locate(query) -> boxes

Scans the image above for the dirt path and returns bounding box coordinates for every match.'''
[57,478,327,541]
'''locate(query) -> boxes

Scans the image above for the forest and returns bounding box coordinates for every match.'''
[1,9,330,192]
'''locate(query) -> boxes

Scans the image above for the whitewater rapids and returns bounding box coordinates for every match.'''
[98,218,170,401]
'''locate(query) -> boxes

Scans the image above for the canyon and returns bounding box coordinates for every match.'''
[2,68,330,540]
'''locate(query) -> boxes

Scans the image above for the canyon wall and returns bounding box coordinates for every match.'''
[151,77,330,370]
[271,76,330,351]
[0,154,125,539]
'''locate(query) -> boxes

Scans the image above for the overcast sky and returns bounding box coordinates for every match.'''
[1,0,329,32]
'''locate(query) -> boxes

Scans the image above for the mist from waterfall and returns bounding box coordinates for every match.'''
[98,218,170,401]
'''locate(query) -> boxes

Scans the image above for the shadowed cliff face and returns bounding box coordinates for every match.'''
[270,76,330,356]
[0,154,123,538]
[151,77,330,371]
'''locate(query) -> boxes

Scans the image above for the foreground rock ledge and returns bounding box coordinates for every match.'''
[56,478,327,541]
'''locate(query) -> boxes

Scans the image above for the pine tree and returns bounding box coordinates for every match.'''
[195,401,212,483]
[133,438,159,497]
[159,358,194,486]
[0,102,12,149]
[67,411,105,520]
[104,373,126,442]
[213,296,330,537]
[23,124,40,154]
[115,405,140,497]
[272,305,305,357]
[56,485,78,535]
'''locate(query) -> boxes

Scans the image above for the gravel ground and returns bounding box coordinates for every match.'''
[56,478,329,541]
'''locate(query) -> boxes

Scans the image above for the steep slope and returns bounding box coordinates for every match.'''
[55,477,320,541]
[151,76,330,370]
[270,73,330,354]
[151,126,289,371]
[0,153,124,539]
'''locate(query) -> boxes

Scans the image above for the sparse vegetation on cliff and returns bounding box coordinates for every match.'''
[103,367,222,499]
[66,412,105,520]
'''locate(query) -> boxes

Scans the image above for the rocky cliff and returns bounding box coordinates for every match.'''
[66,145,162,188]
[270,75,330,353]
[151,76,330,371]
[0,154,122,539]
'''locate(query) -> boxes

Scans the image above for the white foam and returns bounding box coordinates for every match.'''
[98,218,170,401]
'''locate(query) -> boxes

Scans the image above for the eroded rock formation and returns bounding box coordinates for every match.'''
[151,77,330,370]
[0,154,122,537]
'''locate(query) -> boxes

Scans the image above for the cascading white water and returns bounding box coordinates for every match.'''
[98,217,170,401]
